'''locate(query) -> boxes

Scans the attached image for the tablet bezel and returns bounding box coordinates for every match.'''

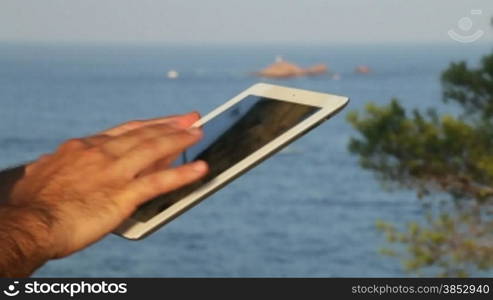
[114,83,349,239]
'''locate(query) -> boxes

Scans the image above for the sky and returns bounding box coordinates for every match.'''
[1,0,492,44]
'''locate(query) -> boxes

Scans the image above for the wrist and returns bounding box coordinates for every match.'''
[0,203,56,276]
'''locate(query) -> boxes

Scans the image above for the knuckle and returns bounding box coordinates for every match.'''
[112,164,136,179]
[82,146,109,161]
[141,139,162,151]
[58,138,86,151]
[38,154,52,162]
[85,134,110,146]
[125,120,144,129]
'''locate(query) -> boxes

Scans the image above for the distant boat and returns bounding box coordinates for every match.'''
[167,70,179,79]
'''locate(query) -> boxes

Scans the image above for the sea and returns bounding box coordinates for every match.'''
[0,42,491,277]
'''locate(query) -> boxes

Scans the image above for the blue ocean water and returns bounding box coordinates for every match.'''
[0,42,491,277]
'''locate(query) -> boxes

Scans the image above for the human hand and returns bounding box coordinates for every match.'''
[8,112,208,260]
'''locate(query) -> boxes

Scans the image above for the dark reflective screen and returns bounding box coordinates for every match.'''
[132,96,320,222]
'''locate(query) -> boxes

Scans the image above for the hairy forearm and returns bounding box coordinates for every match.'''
[0,203,54,277]
[0,165,26,203]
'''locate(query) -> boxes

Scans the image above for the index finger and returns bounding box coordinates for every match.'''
[101,111,200,136]
[112,128,204,178]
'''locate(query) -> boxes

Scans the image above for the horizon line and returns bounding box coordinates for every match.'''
[1,39,492,48]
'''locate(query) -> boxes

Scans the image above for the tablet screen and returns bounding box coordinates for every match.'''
[132,95,320,222]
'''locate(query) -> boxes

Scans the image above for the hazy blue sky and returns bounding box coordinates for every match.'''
[1,0,492,44]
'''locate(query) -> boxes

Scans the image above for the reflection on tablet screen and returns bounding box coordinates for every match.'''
[131,96,320,222]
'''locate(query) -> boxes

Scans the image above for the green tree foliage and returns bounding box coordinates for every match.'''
[347,50,493,276]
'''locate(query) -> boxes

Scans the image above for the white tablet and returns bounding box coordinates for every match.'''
[115,83,349,239]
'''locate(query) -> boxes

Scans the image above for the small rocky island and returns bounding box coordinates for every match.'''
[255,56,328,79]
[355,65,371,74]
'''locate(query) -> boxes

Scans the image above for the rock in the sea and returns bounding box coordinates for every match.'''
[256,57,328,78]
[305,63,328,76]
[355,65,371,74]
